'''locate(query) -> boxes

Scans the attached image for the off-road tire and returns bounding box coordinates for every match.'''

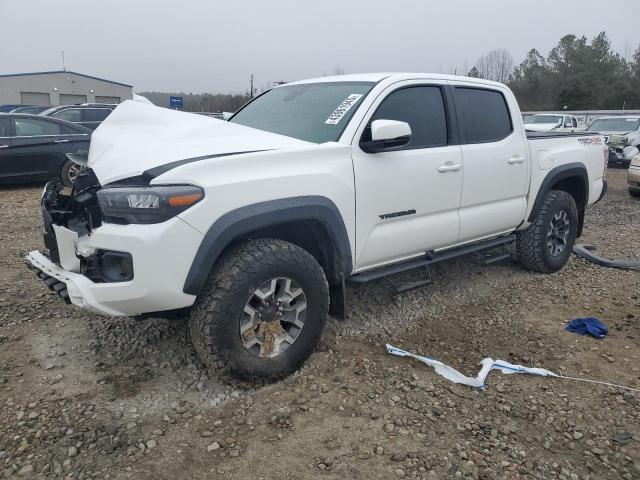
[516,190,578,273]
[60,160,81,187]
[188,238,329,381]
[629,189,640,198]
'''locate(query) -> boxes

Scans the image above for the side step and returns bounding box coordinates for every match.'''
[384,265,432,296]
[348,234,515,286]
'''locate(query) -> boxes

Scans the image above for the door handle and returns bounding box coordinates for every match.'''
[508,156,525,164]
[54,139,70,144]
[437,163,461,173]
[0,144,8,149]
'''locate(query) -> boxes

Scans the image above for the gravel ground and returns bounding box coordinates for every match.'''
[0,169,638,479]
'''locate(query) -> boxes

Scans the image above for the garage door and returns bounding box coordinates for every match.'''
[20,92,51,105]
[95,96,120,104]
[59,94,87,105]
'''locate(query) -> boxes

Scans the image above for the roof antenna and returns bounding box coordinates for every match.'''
[61,50,66,71]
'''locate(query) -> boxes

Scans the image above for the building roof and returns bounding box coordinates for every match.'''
[0,70,132,88]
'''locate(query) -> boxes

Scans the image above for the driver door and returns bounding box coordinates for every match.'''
[351,82,463,271]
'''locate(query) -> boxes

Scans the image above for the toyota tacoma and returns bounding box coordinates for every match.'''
[26,73,608,379]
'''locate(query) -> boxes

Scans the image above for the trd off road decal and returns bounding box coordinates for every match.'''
[325,94,363,125]
[577,137,603,146]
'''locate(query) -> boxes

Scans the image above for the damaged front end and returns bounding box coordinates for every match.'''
[29,168,135,305]
[41,168,102,265]
[606,135,639,167]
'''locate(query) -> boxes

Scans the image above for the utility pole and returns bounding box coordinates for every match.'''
[61,50,66,71]
[250,74,254,99]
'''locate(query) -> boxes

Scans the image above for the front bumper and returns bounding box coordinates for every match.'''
[26,217,203,316]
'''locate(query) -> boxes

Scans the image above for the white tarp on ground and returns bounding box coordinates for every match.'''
[386,344,559,389]
[386,344,640,393]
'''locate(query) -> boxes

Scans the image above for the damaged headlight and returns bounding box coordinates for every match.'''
[607,134,628,146]
[97,185,204,224]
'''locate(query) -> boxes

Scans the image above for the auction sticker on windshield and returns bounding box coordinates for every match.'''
[325,94,363,125]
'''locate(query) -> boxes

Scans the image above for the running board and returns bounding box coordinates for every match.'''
[348,234,515,285]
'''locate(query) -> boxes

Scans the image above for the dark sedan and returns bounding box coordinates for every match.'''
[0,114,91,187]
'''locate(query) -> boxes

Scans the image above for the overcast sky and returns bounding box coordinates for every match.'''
[1,0,639,94]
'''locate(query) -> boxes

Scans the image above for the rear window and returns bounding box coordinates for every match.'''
[455,87,512,144]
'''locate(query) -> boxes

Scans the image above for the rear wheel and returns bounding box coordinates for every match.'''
[517,190,578,273]
[629,189,640,198]
[188,238,329,380]
[60,160,82,187]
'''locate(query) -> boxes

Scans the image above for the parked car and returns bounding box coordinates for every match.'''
[39,104,116,130]
[628,153,640,197]
[10,105,52,114]
[0,113,91,186]
[524,114,579,133]
[586,116,640,167]
[27,73,607,380]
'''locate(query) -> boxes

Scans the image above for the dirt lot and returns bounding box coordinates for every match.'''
[0,169,638,480]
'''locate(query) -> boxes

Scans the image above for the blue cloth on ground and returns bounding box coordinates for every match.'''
[565,317,608,339]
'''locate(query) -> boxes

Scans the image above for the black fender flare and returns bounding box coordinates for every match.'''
[183,196,353,296]
[528,162,589,227]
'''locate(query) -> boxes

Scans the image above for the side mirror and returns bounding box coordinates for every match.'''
[360,119,412,153]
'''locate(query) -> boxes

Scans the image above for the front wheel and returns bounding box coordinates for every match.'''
[188,238,329,380]
[517,190,578,273]
[60,160,83,187]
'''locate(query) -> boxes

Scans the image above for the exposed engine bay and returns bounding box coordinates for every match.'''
[41,168,102,264]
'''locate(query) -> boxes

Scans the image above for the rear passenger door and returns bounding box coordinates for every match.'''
[452,83,529,242]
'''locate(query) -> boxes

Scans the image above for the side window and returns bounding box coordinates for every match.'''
[13,118,62,136]
[572,117,578,128]
[84,108,111,122]
[368,86,448,149]
[0,118,9,137]
[53,109,82,122]
[455,87,512,144]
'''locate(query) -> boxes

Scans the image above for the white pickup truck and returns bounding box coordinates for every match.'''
[524,113,580,133]
[27,73,608,379]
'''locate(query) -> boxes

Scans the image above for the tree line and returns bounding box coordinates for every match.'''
[141,32,639,113]
[470,32,640,111]
[138,91,250,113]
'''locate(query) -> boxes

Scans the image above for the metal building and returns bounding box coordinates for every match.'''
[0,70,133,106]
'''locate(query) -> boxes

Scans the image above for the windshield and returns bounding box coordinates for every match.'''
[229,82,375,143]
[526,115,562,124]
[587,117,640,132]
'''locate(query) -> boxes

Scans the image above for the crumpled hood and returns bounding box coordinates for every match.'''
[88,100,311,184]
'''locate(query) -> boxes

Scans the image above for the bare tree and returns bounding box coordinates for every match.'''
[473,49,514,83]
